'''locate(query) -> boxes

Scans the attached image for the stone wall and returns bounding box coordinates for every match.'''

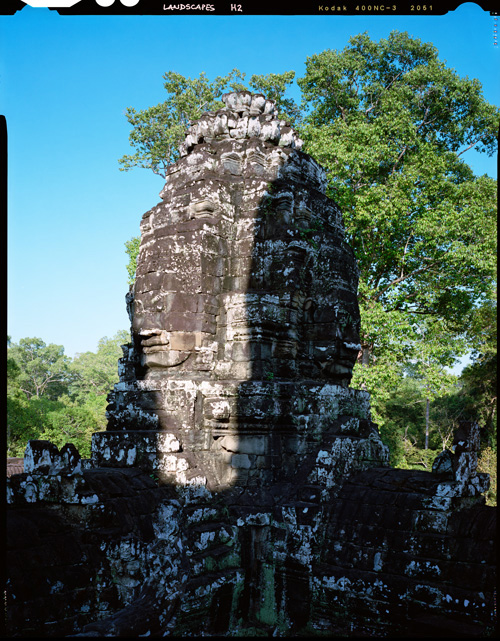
[6,426,496,637]
[312,467,495,637]
[5,92,496,638]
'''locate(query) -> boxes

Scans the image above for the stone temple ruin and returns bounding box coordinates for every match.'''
[6,92,496,637]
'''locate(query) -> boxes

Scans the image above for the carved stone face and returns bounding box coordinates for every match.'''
[106,93,368,484]
[128,95,360,387]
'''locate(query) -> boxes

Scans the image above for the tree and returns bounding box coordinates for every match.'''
[402,317,466,449]
[70,331,128,401]
[7,333,128,457]
[244,70,301,126]
[7,394,46,457]
[125,236,140,286]
[8,337,74,400]
[118,69,299,179]
[7,339,22,396]
[69,331,129,433]
[296,32,497,470]
[478,446,497,507]
[297,31,498,370]
[35,397,100,458]
[458,293,497,448]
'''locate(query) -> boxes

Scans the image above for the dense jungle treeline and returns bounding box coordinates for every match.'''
[7,332,127,460]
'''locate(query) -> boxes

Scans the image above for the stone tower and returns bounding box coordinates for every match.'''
[99,91,385,491]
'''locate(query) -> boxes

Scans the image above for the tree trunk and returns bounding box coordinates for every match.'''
[360,343,371,366]
[425,396,430,450]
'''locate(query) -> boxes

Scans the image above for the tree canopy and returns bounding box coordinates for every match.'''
[7,333,128,458]
[70,330,129,402]
[8,337,74,400]
[297,32,497,368]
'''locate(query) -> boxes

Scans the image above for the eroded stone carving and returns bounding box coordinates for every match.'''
[122,91,359,386]
[104,91,367,494]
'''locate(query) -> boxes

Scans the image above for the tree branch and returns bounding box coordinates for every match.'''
[456,137,483,157]
[400,233,414,279]
[390,145,408,175]
[373,262,439,301]
[384,69,406,92]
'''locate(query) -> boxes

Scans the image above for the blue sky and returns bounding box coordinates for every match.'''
[2,3,498,361]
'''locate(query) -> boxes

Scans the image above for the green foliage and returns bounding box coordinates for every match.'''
[478,447,497,507]
[7,393,48,457]
[298,32,497,350]
[36,397,99,458]
[7,354,22,395]
[118,69,241,176]
[7,332,128,459]
[7,393,97,459]
[247,70,301,126]
[8,337,74,400]
[70,331,128,402]
[370,370,464,467]
[400,442,441,472]
[458,295,497,448]
[125,236,141,286]
[118,69,298,178]
[375,378,417,463]
[428,389,468,450]
[297,31,497,471]
[297,220,324,249]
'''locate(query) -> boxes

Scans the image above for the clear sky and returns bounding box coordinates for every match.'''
[2,2,498,359]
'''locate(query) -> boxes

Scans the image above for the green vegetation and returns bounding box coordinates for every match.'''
[297,35,497,460]
[7,332,128,458]
[297,220,325,249]
[125,236,141,286]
